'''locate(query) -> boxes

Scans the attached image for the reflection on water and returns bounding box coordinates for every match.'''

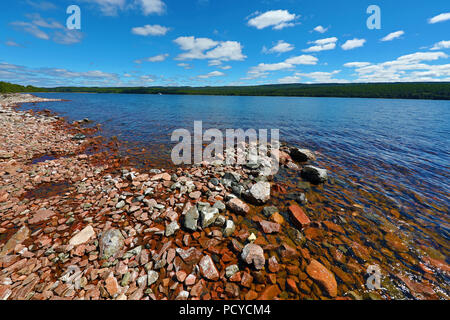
[22,93,450,298]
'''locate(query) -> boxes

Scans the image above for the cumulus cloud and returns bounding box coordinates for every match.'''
[174,36,246,63]
[341,38,366,50]
[263,40,294,54]
[177,63,192,69]
[247,10,299,30]
[313,25,328,33]
[197,71,225,79]
[131,24,170,36]
[295,70,348,83]
[343,62,371,68]
[303,37,337,52]
[431,40,450,50]
[138,0,166,15]
[135,53,169,63]
[278,75,300,84]
[381,31,404,42]
[428,12,450,24]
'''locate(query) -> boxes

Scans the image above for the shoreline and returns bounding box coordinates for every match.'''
[0,94,448,300]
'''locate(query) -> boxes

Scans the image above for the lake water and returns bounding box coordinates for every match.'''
[22,92,450,298]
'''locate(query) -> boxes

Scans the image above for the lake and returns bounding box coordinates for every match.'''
[22,92,450,298]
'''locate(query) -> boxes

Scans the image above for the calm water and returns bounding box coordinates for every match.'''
[22,92,450,297]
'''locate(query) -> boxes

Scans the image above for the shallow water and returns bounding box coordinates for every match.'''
[22,92,450,298]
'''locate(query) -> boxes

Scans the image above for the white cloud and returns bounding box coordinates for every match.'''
[246,55,318,79]
[303,37,337,52]
[137,0,166,15]
[344,62,371,68]
[5,40,21,47]
[264,40,294,54]
[83,0,127,16]
[177,63,192,69]
[295,70,348,83]
[135,53,169,63]
[428,12,450,24]
[431,40,450,50]
[341,38,366,50]
[82,0,166,16]
[278,75,300,83]
[313,25,328,33]
[10,14,82,44]
[131,24,169,36]
[247,10,299,30]
[344,51,450,82]
[198,71,225,79]
[174,36,246,63]
[381,30,404,42]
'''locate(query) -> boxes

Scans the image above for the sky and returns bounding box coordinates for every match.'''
[1,0,449,87]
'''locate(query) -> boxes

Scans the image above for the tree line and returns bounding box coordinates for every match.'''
[1,81,449,100]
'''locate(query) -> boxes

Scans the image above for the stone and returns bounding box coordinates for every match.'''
[69,226,95,246]
[262,206,278,218]
[268,256,279,273]
[0,151,14,159]
[241,243,265,270]
[28,209,55,224]
[183,206,199,232]
[227,198,250,215]
[165,221,180,237]
[147,270,159,286]
[290,147,316,162]
[0,226,29,258]
[225,264,239,278]
[258,285,281,300]
[306,259,337,297]
[115,200,125,209]
[223,220,236,237]
[288,204,311,229]
[301,166,328,184]
[99,229,125,260]
[246,181,271,205]
[259,220,281,234]
[185,274,196,286]
[212,200,226,212]
[270,212,285,225]
[200,207,219,228]
[199,255,219,281]
[189,191,201,199]
[105,275,119,297]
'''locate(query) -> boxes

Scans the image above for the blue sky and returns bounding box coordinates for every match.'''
[1,0,449,87]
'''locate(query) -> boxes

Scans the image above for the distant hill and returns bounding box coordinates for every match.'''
[1,81,449,100]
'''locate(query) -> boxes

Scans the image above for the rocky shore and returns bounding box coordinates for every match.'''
[0,94,448,300]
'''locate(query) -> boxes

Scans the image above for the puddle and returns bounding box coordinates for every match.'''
[31,154,58,164]
[22,181,73,199]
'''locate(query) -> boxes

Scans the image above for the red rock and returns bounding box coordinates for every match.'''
[245,290,258,300]
[288,204,310,228]
[286,278,299,294]
[241,243,265,270]
[105,275,119,297]
[227,198,250,215]
[322,221,345,234]
[240,272,253,288]
[28,209,55,224]
[185,274,196,286]
[270,212,285,224]
[259,220,281,234]
[258,285,281,300]
[176,271,187,282]
[306,259,337,297]
[199,255,219,281]
[268,256,280,273]
[0,226,30,258]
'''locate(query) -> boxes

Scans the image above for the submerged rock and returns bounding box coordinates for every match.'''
[0,226,29,258]
[290,147,316,162]
[301,165,328,184]
[306,259,337,297]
